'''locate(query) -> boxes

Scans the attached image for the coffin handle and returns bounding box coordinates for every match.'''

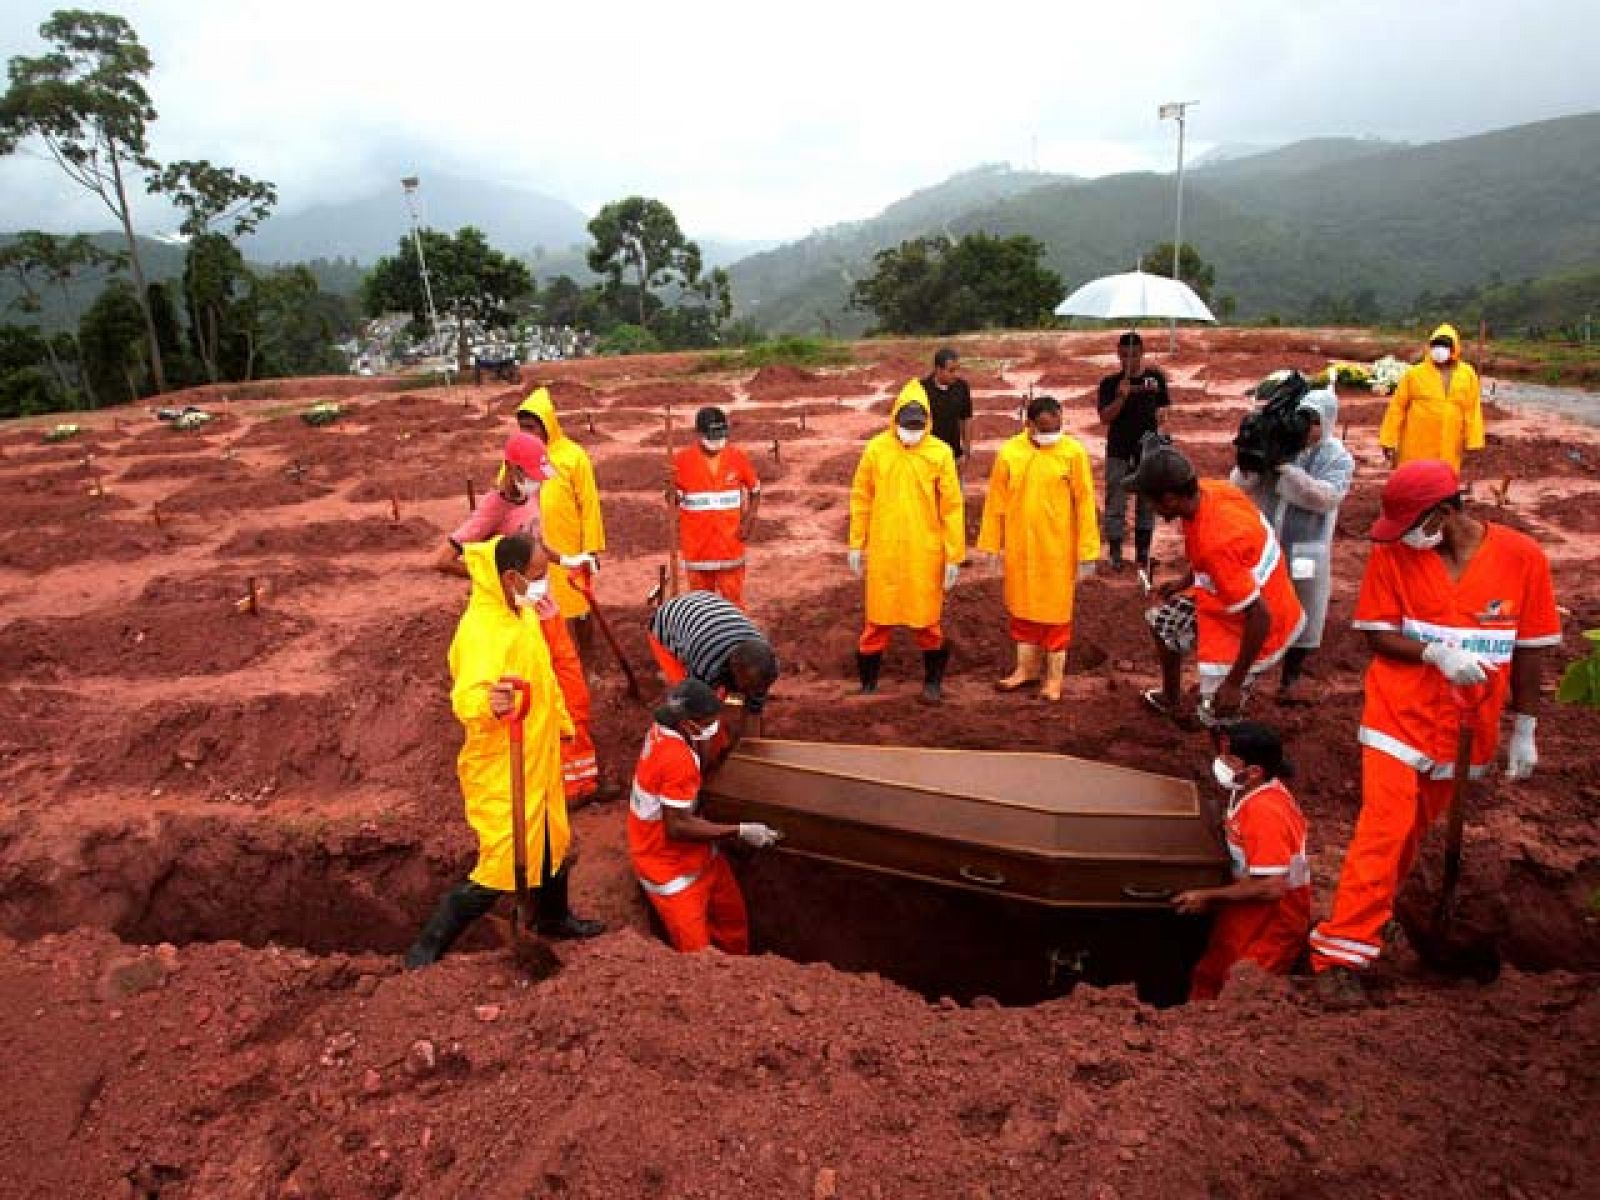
[1120,884,1174,902]
[958,865,1007,887]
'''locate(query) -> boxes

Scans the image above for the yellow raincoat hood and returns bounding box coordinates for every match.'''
[520,387,605,617]
[450,537,573,889]
[890,378,931,430]
[519,387,568,445]
[1428,323,1461,363]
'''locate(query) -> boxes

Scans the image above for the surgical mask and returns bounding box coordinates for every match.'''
[1212,757,1240,791]
[700,436,727,453]
[517,577,549,606]
[1430,345,1452,365]
[1402,525,1443,551]
[690,718,720,741]
[1238,470,1261,487]
[896,427,925,447]
[1032,430,1063,447]
[513,477,536,501]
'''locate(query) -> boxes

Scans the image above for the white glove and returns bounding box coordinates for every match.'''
[1505,713,1538,780]
[943,564,960,592]
[847,548,863,577]
[559,552,598,573]
[1077,562,1096,582]
[1421,642,1491,686]
[737,822,783,848]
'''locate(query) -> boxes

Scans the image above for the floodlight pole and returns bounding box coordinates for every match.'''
[400,176,443,354]
[1159,101,1196,351]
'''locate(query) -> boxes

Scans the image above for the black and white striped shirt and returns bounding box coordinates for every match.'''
[650,591,773,711]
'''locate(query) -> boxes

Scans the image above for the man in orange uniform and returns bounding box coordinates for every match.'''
[848,380,966,703]
[669,406,761,606]
[627,679,783,953]
[1173,722,1311,1000]
[1309,460,1559,993]
[1379,324,1485,471]
[1130,446,1305,726]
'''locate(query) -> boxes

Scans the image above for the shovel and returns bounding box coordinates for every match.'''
[572,569,645,703]
[1412,685,1501,982]
[489,677,561,976]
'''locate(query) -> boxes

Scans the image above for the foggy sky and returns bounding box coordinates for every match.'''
[2,0,1596,242]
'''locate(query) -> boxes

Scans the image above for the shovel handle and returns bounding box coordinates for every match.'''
[501,677,532,741]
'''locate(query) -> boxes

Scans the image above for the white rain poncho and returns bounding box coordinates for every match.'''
[1230,388,1354,649]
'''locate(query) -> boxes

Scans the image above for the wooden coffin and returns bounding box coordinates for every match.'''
[701,739,1229,908]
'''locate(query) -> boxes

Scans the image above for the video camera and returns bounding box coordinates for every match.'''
[1233,370,1314,475]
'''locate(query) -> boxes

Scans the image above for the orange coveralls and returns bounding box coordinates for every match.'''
[626,723,750,954]
[1309,524,1560,972]
[673,444,760,607]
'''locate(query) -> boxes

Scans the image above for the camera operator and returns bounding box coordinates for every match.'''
[1230,387,1355,696]
[1097,331,1170,572]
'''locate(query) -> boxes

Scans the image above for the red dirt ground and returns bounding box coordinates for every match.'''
[0,328,1596,1197]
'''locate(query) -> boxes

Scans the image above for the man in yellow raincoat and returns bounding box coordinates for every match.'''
[518,388,607,666]
[405,533,604,968]
[1378,324,1484,471]
[848,380,966,703]
[977,394,1101,701]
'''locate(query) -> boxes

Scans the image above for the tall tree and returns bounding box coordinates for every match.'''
[149,159,277,240]
[0,11,168,391]
[248,266,350,379]
[78,278,148,403]
[1138,242,1217,304]
[850,234,1062,335]
[586,197,703,328]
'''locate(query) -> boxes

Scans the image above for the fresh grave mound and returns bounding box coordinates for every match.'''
[346,467,487,506]
[807,448,865,486]
[0,520,179,572]
[115,453,248,484]
[0,593,306,682]
[601,380,735,410]
[116,431,227,457]
[745,365,875,403]
[159,470,331,513]
[217,516,441,559]
[0,487,134,523]
[1535,490,1600,533]
[1477,434,1600,480]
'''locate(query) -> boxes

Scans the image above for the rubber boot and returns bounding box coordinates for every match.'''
[1107,540,1125,573]
[995,643,1043,692]
[1134,529,1154,573]
[920,644,951,705]
[856,651,883,695]
[536,864,606,940]
[404,879,501,969]
[1039,650,1068,701]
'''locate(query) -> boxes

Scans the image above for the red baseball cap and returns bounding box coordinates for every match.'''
[1370,459,1460,542]
[503,432,556,480]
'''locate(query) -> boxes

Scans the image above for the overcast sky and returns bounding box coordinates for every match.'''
[2,0,1597,242]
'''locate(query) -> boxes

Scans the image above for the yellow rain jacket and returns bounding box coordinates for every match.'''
[977,430,1101,625]
[848,380,965,629]
[519,388,606,618]
[451,538,574,891]
[1379,324,1485,469]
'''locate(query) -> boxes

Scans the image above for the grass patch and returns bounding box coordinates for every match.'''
[693,336,855,373]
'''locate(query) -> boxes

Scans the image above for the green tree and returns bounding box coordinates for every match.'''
[586,196,703,329]
[363,226,533,370]
[539,274,585,326]
[850,233,1063,334]
[1139,242,1216,304]
[0,230,122,405]
[0,323,57,418]
[149,159,276,239]
[78,278,148,403]
[0,10,168,391]
[249,266,349,377]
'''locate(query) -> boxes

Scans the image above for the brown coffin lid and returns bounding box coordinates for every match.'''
[706,739,1219,864]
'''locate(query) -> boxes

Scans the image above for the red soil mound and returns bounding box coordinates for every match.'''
[157,469,332,513]
[217,516,440,559]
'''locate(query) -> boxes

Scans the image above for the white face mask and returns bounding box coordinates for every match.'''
[513,477,537,501]
[690,718,720,741]
[1032,430,1063,447]
[516,577,549,606]
[1402,525,1444,551]
[1430,345,1452,365]
[896,427,925,447]
[700,437,727,453]
[1212,757,1240,791]
[1238,470,1262,487]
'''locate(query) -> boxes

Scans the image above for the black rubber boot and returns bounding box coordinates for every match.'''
[856,651,883,695]
[920,645,952,705]
[404,879,501,969]
[536,864,606,940]
[570,615,597,673]
[1106,540,1124,572]
[1280,647,1311,693]
[1133,528,1154,572]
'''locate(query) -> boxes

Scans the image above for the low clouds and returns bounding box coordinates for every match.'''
[2,0,1596,240]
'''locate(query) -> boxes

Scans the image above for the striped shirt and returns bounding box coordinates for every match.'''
[650,590,773,712]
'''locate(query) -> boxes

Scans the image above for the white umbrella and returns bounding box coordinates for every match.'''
[1054,269,1216,323]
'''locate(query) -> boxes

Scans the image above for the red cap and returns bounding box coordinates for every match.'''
[503,432,556,480]
[1371,459,1460,542]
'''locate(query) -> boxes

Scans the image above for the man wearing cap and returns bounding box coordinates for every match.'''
[1308,460,1559,993]
[1097,331,1170,571]
[1379,324,1484,471]
[669,406,762,607]
[627,679,783,954]
[848,379,966,703]
[433,433,607,808]
[1131,446,1304,725]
